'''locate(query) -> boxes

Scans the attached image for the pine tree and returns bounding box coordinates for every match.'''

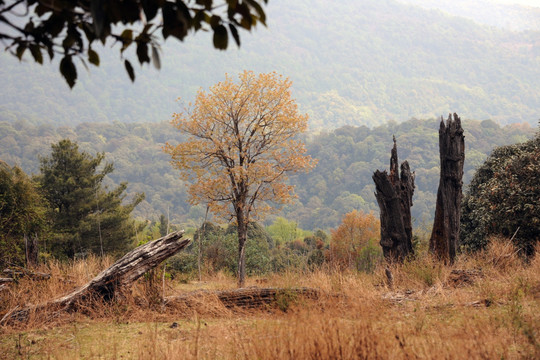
[38,139,144,258]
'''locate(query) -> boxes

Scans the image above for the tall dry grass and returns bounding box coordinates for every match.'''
[1,237,539,359]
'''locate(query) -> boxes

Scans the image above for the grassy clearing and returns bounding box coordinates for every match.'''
[1,239,539,359]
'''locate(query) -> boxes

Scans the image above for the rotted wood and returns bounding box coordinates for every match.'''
[165,287,321,309]
[3,268,51,280]
[1,230,190,325]
[373,137,415,262]
[429,113,465,264]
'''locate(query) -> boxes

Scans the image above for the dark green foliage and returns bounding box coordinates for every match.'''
[158,214,168,237]
[0,162,47,267]
[168,221,318,276]
[0,0,267,87]
[461,132,540,256]
[38,139,144,258]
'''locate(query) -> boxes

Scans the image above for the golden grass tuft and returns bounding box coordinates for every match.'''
[1,241,539,359]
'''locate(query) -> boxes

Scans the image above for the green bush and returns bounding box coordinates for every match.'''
[461,131,540,256]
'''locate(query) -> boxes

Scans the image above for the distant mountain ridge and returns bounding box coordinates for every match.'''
[398,0,540,31]
[1,0,538,129]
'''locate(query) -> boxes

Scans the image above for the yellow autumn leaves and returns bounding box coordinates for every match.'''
[164,71,316,221]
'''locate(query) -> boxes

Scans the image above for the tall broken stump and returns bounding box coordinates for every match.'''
[373,137,415,262]
[429,113,465,264]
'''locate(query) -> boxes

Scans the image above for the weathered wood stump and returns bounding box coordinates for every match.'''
[373,137,415,261]
[1,230,190,324]
[429,113,465,263]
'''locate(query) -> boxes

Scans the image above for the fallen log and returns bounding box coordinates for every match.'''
[0,278,14,284]
[1,230,190,325]
[165,287,321,310]
[3,268,51,280]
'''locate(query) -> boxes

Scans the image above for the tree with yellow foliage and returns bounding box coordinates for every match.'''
[330,210,380,270]
[164,71,316,287]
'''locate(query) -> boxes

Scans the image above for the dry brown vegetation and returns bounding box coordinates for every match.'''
[1,238,539,359]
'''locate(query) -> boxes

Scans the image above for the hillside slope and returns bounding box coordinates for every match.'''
[1,0,539,129]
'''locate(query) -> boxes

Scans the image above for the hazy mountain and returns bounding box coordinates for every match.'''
[1,0,539,129]
[398,0,540,31]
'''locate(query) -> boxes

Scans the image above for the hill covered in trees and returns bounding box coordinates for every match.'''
[1,0,539,130]
[0,118,534,230]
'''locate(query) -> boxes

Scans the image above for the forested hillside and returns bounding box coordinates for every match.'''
[1,0,539,129]
[0,118,534,229]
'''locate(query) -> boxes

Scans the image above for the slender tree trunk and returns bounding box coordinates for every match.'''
[24,234,39,268]
[373,137,415,262]
[237,217,248,288]
[429,113,465,263]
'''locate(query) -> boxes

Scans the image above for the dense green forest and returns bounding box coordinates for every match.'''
[0,118,534,230]
[1,0,539,130]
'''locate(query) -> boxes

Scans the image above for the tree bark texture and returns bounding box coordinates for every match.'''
[1,230,190,324]
[429,113,465,263]
[373,137,415,262]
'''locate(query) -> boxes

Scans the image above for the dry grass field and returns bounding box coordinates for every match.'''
[1,238,539,359]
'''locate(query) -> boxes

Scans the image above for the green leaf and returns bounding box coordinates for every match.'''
[141,0,159,21]
[120,29,133,40]
[151,45,161,70]
[59,56,77,88]
[124,59,135,82]
[91,0,106,38]
[213,25,228,50]
[136,42,150,64]
[88,49,100,66]
[245,0,267,25]
[162,2,189,40]
[15,44,26,60]
[229,24,240,47]
[29,45,43,64]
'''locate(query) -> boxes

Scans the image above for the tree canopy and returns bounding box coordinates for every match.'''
[164,71,316,286]
[0,0,268,87]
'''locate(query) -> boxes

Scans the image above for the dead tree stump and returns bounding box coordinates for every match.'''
[373,137,415,261]
[429,113,465,263]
